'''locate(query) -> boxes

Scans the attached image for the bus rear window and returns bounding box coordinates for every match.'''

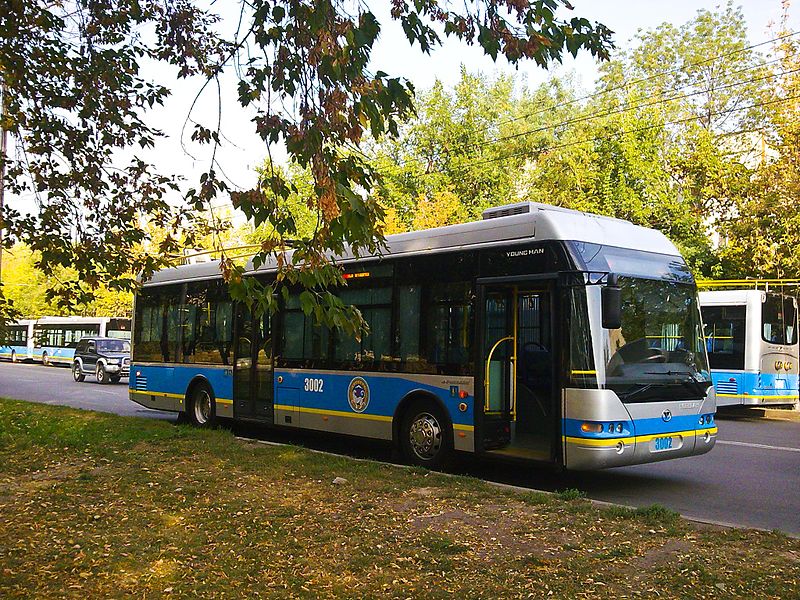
[762,296,798,346]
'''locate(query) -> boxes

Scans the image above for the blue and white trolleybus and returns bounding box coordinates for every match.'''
[700,289,798,407]
[130,202,717,470]
[0,319,35,362]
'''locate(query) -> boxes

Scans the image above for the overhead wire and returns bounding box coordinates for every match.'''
[374,31,800,172]
[447,92,800,172]
[479,59,799,152]
[465,29,800,137]
[381,54,799,173]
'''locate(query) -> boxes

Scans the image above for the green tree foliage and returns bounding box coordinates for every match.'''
[375,4,793,280]
[1,244,131,317]
[716,23,800,278]
[1,0,613,330]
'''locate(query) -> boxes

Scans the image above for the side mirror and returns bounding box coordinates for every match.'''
[602,274,622,329]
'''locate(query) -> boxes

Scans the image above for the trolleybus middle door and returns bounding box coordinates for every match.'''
[233,306,274,422]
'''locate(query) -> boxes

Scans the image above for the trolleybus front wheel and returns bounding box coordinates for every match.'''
[400,400,453,470]
[188,383,216,428]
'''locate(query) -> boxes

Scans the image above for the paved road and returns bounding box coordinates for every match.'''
[1,361,798,535]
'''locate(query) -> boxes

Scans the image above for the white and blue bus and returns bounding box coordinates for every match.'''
[0,319,35,362]
[0,316,132,365]
[700,290,799,407]
[129,202,717,470]
[33,316,132,365]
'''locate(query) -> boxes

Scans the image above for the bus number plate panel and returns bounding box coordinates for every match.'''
[651,436,682,452]
[303,378,324,393]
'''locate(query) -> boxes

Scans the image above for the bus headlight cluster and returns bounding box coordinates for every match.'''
[698,414,714,426]
[580,422,626,434]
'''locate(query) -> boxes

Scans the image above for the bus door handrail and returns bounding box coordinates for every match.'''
[484,336,515,413]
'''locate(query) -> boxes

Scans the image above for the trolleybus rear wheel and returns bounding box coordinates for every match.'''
[400,400,453,469]
[11,350,17,363]
[189,383,216,428]
[42,352,50,366]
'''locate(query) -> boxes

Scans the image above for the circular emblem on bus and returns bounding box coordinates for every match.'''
[662,409,672,423]
[348,377,370,413]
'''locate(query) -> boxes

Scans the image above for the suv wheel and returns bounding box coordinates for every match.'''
[96,362,108,384]
[42,352,50,366]
[72,362,85,382]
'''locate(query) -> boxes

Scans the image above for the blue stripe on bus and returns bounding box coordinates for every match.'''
[0,345,30,357]
[31,347,77,362]
[129,364,234,401]
[564,413,711,440]
[275,370,474,427]
[632,414,711,436]
[562,418,632,439]
[712,370,799,398]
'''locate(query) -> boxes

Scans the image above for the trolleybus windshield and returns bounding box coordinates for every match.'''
[568,244,711,403]
[604,278,710,402]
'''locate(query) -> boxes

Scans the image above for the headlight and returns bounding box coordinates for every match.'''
[581,422,603,433]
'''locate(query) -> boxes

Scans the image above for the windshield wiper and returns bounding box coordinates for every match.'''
[619,383,657,402]
[644,370,690,376]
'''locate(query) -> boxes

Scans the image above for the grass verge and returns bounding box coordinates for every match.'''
[0,398,798,599]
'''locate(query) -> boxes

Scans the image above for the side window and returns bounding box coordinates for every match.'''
[88,341,96,354]
[282,304,305,360]
[396,285,421,361]
[334,286,392,364]
[425,282,473,373]
[182,282,234,365]
[276,292,330,364]
[134,292,163,362]
[133,285,182,363]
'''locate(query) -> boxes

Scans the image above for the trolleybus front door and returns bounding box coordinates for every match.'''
[480,285,555,461]
[233,306,274,422]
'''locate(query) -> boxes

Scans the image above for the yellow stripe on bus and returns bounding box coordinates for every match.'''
[564,427,718,448]
[130,390,233,405]
[274,404,393,422]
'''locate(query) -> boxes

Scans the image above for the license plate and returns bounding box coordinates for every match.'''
[651,436,680,452]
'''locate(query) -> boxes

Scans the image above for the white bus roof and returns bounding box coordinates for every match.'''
[144,201,681,287]
[33,316,124,326]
